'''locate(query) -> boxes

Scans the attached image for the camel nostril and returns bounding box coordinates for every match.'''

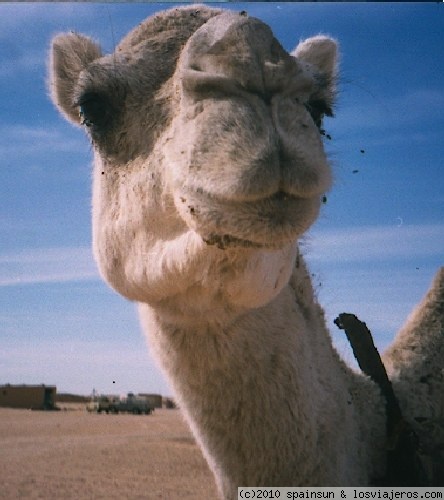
[261,90,273,106]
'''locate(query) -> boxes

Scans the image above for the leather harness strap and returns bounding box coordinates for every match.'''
[334,313,428,486]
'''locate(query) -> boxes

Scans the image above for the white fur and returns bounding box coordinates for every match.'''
[49,6,443,496]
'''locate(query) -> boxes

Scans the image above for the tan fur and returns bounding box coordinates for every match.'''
[383,268,444,481]
[48,5,442,496]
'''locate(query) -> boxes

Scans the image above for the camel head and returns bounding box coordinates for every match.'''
[49,6,337,321]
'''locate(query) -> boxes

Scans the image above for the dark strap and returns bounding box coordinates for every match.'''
[334,313,428,486]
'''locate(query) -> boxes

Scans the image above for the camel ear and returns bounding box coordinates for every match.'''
[292,36,338,108]
[49,33,102,124]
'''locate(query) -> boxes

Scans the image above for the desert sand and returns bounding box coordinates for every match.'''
[0,406,217,499]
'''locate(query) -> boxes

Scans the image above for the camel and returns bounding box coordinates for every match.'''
[48,5,443,497]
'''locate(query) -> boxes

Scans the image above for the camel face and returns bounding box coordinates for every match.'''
[50,6,337,312]
[164,12,334,250]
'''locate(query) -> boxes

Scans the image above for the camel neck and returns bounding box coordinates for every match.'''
[139,273,383,497]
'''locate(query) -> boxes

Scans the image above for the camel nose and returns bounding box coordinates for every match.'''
[180,11,302,99]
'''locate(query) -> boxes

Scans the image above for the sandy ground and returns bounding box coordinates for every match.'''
[0,406,218,499]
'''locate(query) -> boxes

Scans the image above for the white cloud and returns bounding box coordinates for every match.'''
[331,88,444,136]
[0,3,101,33]
[304,223,444,263]
[0,124,86,156]
[302,224,443,357]
[0,3,131,81]
[0,51,44,79]
[0,246,100,287]
[0,4,106,79]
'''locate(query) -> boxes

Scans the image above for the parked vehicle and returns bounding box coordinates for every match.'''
[87,393,153,415]
[86,395,117,413]
[112,393,154,414]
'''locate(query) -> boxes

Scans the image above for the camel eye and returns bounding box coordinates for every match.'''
[77,92,111,130]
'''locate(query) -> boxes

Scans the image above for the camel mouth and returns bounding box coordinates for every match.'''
[202,233,265,250]
[175,188,321,250]
[200,192,310,250]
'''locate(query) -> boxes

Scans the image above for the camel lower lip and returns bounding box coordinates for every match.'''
[271,191,295,202]
[202,234,264,250]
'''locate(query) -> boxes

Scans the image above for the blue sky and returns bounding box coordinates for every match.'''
[1,3,443,396]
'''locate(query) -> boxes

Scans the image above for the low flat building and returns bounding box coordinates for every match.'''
[0,384,56,410]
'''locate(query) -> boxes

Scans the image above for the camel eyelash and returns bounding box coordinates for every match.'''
[75,93,104,127]
[74,91,117,133]
[304,99,333,129]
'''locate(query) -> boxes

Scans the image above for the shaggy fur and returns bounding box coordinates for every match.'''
[49,6,443,497]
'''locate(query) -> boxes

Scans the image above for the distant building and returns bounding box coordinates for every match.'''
[0,384,56,410]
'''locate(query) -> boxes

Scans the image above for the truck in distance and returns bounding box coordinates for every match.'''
[87,393,154,415]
